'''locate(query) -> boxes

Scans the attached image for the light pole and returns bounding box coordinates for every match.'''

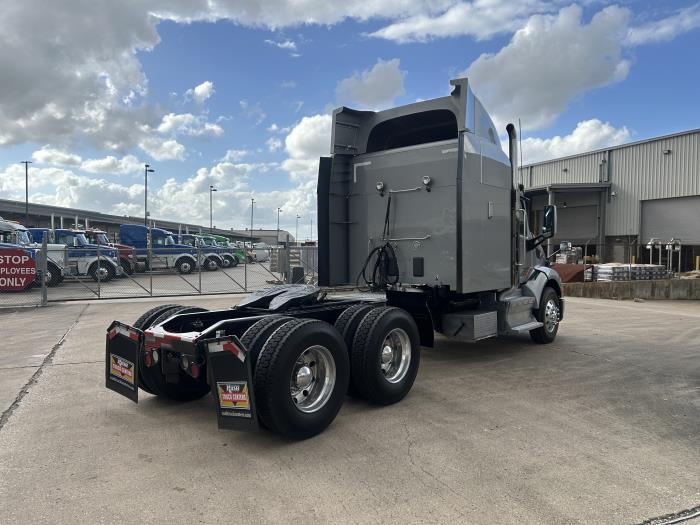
[250,198,255,247]
[295,214,300,245]
[20,161,32,225]
[310,216,313,242]
[209,185,217,232]
[276,207,282,246]
[144,164,154,226]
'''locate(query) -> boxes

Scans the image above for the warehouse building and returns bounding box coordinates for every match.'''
[0,198,278,243]
[521,128,700,271]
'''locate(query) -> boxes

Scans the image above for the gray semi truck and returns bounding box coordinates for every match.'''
[105,77,563,439]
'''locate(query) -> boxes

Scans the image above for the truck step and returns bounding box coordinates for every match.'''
[509,321,543,333]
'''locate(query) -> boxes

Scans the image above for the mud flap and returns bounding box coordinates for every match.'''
[105,321,142,403]
[205,336,259,432]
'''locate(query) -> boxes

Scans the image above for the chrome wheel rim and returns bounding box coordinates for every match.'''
[180,262,191,273]
[96,266,109,279]
[544,299,560,333]
[290,345,336,413]
[207,259,217,270]
[380,328,411,384]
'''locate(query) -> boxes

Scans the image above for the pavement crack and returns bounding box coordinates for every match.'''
[401,419,468,519]
[0,304,89,432]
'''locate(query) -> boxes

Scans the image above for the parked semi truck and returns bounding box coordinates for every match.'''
[0,219,68,287]
[177,233,224,271]
[106,78,563,439]
[83,229,137,275]
[119,224,198,274]
[29,228,122,282]
[211,235,245,266]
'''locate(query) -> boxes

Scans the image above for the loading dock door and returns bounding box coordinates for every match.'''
[641,196,700,244]
[557,205,598,242]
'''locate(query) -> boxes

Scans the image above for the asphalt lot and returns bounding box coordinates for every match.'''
[0,296,698,524]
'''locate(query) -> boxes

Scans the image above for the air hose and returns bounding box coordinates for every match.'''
[356,195,400,291]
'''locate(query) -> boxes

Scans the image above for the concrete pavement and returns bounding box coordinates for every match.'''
[0,296,698,524]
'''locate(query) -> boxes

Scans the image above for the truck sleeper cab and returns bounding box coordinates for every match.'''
[29,228,122,282]
[105,77,563,441]
[119,224,198,274]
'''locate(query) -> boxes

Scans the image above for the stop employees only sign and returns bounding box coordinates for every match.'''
[0,249,36,291]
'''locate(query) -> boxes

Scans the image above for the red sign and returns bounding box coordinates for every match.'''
[0,249,36,291]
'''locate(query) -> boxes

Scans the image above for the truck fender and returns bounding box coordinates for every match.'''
[174,253,197,263]
[87,257,120,273]
[522,266,563,309]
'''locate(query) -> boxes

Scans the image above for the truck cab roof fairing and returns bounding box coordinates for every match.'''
[330,77,501,157]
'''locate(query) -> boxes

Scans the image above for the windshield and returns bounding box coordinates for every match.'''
[152,235,175,246]
[16,230,31,244]
[93,233,110,245]
[57,232,88,246]
[201,237,216,246]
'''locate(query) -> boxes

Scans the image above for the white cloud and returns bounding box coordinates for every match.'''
[138,137,186,161]
[185,80,215,104]
[517,119,631,164]
[157,113,224,137]
[266,137,283,152]
[336,58,406,109]
[80,154,143,175]
[282,114,332,181]
[370,0,559,43]
[627,4,700,45]
[265,39,297,51]
[465,5,631,131]
[32,146,82,166]
[221,149,249,162]
[239,99,267,125]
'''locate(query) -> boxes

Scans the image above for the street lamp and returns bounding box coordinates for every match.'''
[209,185,218,232]
[295,214,300,245]
[144,164,154,226]
[310,215,313,242]
[20,161,32,225]
[276,207,282,246]
[250,198,255,248]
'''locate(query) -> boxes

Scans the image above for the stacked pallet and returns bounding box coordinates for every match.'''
[587,263,669,281]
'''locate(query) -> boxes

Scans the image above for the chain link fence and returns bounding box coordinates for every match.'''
[1,243,319,308]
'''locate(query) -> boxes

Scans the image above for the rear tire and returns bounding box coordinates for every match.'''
[240,316,295,365]
[350,307,421,405]
[120,258,134,275]
[140,305,211,401]
[132,304,180,395]
[334,304,375,397]
[254,319,349,439]
[530,287,561,344]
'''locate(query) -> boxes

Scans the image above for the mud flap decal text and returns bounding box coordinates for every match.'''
[105,321,142,403]
[206,336,259,432]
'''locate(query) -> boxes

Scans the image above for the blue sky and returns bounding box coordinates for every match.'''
[0,1,699,237]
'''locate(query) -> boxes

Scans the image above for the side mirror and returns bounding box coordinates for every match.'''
[542,204,557,239]
[73,237,79,247]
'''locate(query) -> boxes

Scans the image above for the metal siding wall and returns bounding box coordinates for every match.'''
[608,132,700,235]
[520,130,700,236]
[522,152,604,187]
